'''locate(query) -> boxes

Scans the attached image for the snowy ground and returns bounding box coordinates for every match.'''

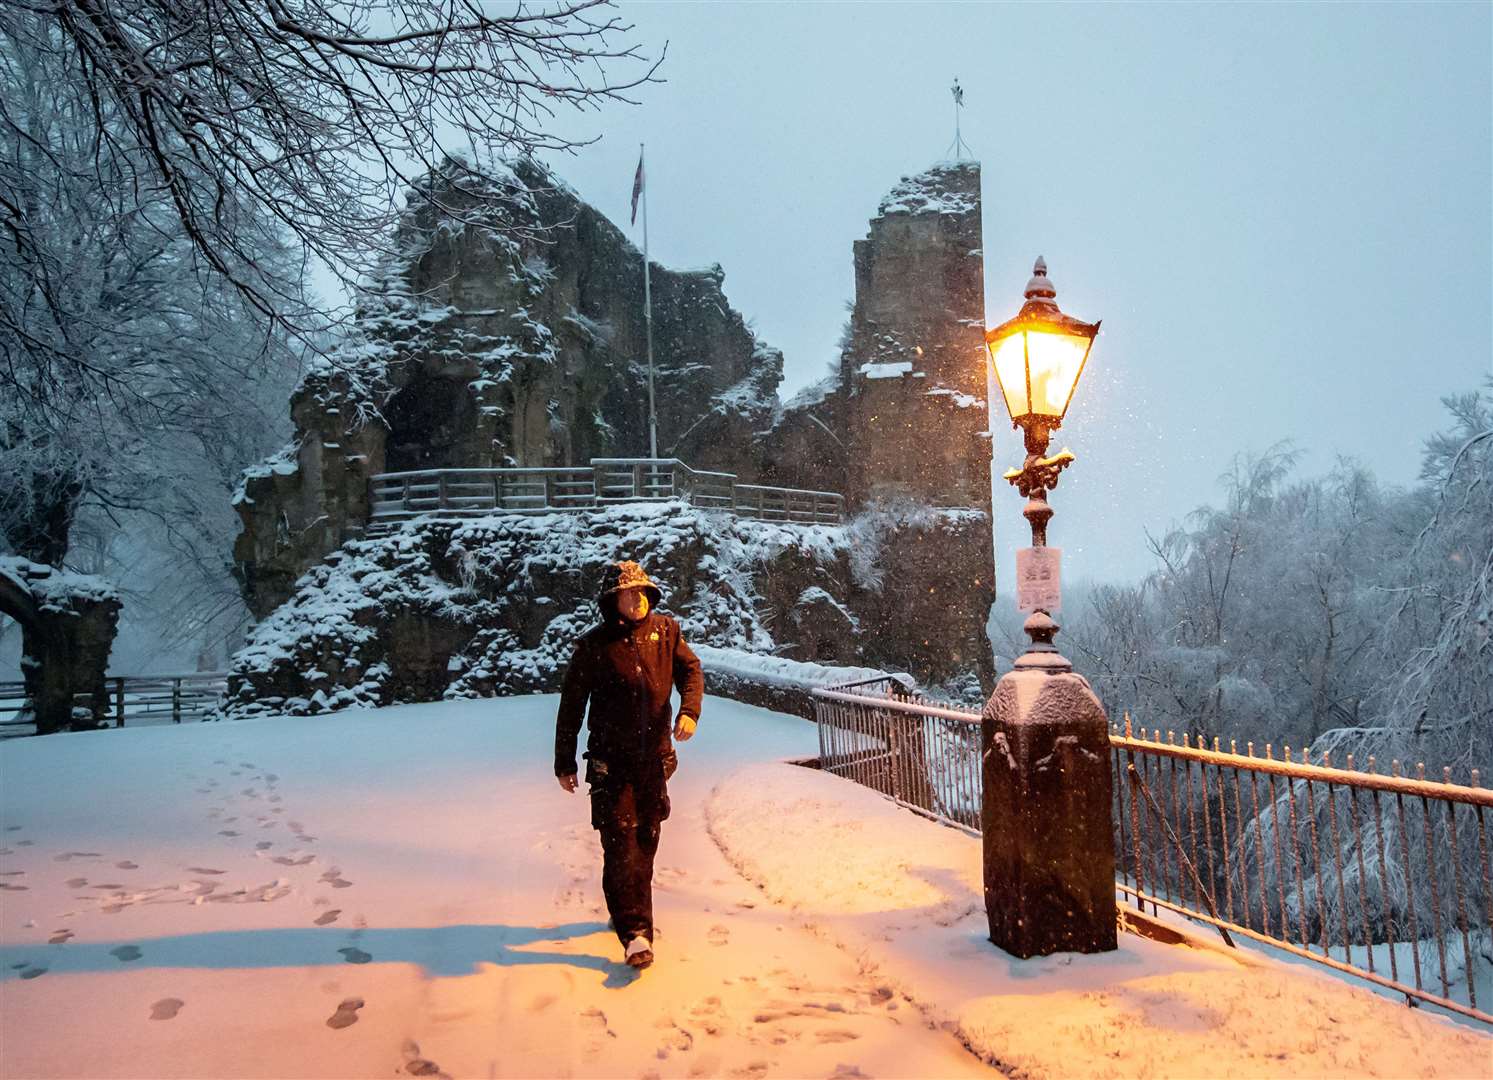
[0,695,988,1080]
[708,766,1492,1079]
[1,695,1489,1079]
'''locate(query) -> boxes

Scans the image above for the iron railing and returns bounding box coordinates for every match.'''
[814,676,982,831]
[368,458,845,530]
[810,681,1493,1025]
[0,673,227,737]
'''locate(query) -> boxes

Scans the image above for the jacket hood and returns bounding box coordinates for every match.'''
[597,560,663,617]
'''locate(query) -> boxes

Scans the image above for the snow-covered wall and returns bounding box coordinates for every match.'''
[223,499,993,719]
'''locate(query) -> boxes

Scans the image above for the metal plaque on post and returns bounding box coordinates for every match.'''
[1015,547,1061,612]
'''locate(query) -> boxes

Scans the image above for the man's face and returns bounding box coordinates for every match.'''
[616,587,650,622]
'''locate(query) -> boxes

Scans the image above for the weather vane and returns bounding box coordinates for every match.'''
[946,77,974,161]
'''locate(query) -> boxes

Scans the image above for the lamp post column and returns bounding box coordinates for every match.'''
[980,263,1116,959]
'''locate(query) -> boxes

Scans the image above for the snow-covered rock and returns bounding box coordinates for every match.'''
[224,499,995,719]
[233,157,782,620]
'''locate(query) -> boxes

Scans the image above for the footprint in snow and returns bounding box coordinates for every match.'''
[217,830,241,838]
[338,946,372,964]
[19,966,48,979]
[16,840,34,847]
[0,882,30,891]
[54,851,101,862]
[314,909,342,926]
[255,842,273,851]
[401,1039,444,1077]
[109,945,143,963]
[327,997,364,1029]
[581,1007,609,1030]
[48,929,74,945]
[150,998,184,1020]
[115,860,138,870]
[187,867,226,876]
[707,925,730,946]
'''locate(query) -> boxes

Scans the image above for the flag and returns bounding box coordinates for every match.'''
[630,149,645,225]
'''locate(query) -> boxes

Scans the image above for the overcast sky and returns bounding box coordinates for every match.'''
[531,2,1490,590]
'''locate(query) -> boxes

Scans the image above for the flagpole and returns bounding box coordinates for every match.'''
[954,89,961,158]
[641,142,657,460]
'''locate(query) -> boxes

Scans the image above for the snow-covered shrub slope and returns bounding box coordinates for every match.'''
[226,494,999,720]
[225,501,872,718]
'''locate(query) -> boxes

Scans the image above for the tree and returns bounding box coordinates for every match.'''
[0,13,306,567]
[4,1,662,346]
[0,14,310,693]
[1333,382,1493,774]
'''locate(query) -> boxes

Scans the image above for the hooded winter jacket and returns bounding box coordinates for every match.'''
[553,573,704,792]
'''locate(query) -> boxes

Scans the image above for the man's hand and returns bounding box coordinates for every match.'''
[673,714,697,741]
[557,773,578,793]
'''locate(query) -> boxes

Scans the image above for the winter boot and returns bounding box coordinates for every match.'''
[624,936,653,970]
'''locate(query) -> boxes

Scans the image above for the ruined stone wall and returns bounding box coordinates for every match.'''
[229,157,1002,709]
[234,160,781,620]
[1,558,121,734]
[755,160,990,509]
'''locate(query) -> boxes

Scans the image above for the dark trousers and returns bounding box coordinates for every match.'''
[599,820,660,945]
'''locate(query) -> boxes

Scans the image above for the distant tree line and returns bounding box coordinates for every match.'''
[1056,384,1492,776]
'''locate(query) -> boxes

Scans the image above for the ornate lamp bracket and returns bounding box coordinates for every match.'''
[1002,447,1075,498]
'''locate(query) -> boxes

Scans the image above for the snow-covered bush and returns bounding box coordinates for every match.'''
[224,501,854,718]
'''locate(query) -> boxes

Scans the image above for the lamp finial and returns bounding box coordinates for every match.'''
[1025,257,1056,302]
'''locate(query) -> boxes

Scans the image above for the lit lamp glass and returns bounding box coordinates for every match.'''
[985,258,1100,431]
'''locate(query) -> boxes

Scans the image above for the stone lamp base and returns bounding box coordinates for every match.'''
[981,666,1117,958]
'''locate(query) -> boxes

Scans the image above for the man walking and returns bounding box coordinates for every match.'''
[555,560,703,970]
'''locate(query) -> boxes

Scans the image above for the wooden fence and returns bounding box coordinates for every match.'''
[0,673,227,738]
[368,458,845,532]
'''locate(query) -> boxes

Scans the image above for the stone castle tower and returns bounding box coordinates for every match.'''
[755,160,990,509]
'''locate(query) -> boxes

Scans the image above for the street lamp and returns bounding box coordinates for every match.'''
[984,256,1099,669]
[979,256,1114,959]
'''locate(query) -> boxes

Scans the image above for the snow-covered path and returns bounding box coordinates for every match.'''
[0,696,993,1079]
